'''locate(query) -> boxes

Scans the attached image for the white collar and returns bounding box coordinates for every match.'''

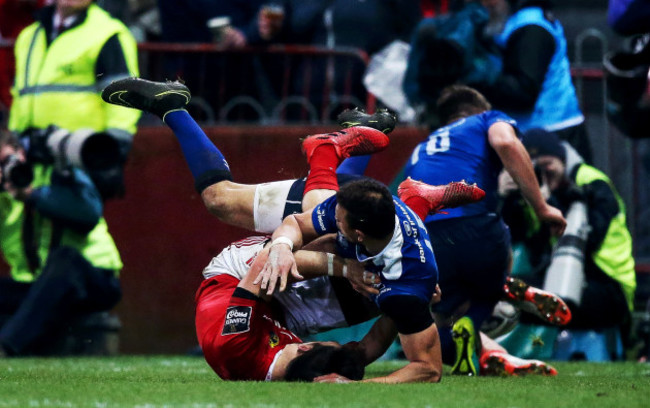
[53,12,79,31]
[265,348,284,381]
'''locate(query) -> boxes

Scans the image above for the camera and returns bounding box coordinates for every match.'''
[21,126,122,172]
[11,126,125,199]
[46,128,121,172]
[1,154,34,189]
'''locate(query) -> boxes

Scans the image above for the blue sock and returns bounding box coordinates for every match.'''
[164,110,232,192]
[336,155,372,176]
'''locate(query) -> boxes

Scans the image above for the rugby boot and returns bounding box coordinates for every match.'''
[397,177,486,215]
[480,350,558,376]
[337,107,398,134]
[503,276,572,326]
[302,126,390,162]
[451,316,480,376]
[102,77,191,119]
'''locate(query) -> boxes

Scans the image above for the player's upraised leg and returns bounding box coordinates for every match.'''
[300,126,390,210]
[102,77,256,230]
[398,177,486,221]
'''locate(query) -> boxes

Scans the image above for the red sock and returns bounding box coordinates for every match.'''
[304,144,340,194]
[403,196,430,221]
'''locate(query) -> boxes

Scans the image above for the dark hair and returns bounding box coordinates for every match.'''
[285,344,365,382]
[336,178,395,239]
[436,85,492,125]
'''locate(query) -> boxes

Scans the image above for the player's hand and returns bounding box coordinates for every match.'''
[253,243,302,295]
[313,373,355,383]
[536,204,567,237]
[345,260,379,296]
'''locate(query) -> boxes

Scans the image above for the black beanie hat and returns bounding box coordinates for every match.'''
[522,128,566,162]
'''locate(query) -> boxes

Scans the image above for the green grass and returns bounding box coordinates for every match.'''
[1,357,649,407]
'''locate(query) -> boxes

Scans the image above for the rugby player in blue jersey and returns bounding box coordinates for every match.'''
[251,120,486,383]
[400,84,566,375]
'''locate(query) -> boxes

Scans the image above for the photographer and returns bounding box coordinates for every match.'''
[0,128,122,357]
[502,128,636,340]
[8,0,140,200]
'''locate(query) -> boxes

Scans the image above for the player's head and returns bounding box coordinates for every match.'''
[335,178,395,242]
[436,85,492,125]
[284,342,365,382]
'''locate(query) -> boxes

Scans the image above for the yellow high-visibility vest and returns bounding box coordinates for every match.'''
[0,164,122,283]
[575,164,637,311]
[9,4,140,135]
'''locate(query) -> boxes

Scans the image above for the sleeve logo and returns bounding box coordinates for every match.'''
[221,306,252,335]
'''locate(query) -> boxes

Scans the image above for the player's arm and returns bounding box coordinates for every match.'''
[253,209,320,294]
[488,121,566,235]
[363,323,442,383]
[352,315,399,365]
[243,242,378,298]
[363,296,441,383]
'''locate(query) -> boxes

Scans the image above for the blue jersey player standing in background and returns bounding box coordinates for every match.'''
[401,85,566,375]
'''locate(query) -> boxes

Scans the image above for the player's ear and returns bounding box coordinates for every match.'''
[297,343,313,353]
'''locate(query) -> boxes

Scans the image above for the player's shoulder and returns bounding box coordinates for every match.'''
[482,110,517,127]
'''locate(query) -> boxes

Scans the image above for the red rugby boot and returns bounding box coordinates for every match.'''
[302,126,390,162]
[480,350,558,376]
[503,276,572,326]
[397,177,486,216]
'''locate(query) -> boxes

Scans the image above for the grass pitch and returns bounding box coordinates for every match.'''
[1,356,649,408]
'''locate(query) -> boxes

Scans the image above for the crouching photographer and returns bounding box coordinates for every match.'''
[0,128,123,357]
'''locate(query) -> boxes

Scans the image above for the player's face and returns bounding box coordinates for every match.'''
[335,205,360,243]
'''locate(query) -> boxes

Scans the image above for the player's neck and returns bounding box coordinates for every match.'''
[270,345,293,380]
[362,236,391,256]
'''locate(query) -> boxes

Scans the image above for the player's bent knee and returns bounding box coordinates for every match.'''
[201,181,256,228]
[201,183,233,219]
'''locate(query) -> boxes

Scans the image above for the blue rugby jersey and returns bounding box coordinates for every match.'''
[404,110,517,222]
[311,195,438,307]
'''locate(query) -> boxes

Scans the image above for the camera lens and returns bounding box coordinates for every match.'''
[2,155,34,188]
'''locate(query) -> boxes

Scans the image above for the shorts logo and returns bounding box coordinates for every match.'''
[222,306,252,335]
